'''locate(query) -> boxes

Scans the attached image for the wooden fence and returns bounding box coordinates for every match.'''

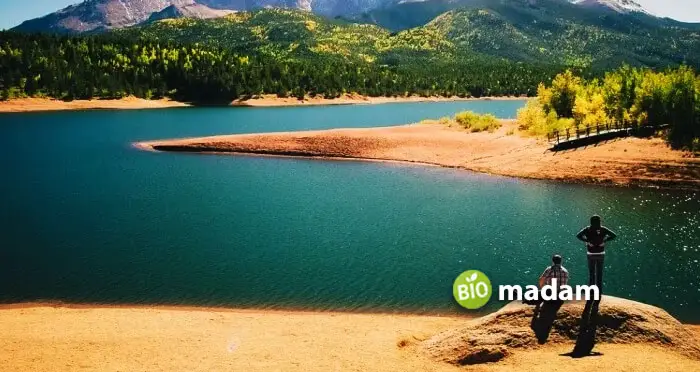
[547,122,630,145]
[547,122,668,150]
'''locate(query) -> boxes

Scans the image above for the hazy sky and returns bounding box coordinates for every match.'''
[0,0,699,30]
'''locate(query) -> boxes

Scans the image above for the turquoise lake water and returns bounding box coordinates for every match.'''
[1,100,699,322]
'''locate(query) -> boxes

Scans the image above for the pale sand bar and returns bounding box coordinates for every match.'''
[231,94,526,107]
[0,97,190,113]
[0,95,523,113]
[138,122,700,190]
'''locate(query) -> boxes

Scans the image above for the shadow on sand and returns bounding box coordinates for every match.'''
[570,298,602,357]
[531,297,603,357]
[560,351,604,359]
[530,300,564,344]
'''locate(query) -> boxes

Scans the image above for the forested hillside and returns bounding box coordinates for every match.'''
[2,7,699,106]
[424,8,700,69]
[356,0,700,69]
[0,31,561,103]
[119,10,408,62]
[118,7,700,69]
[10,0,700,70]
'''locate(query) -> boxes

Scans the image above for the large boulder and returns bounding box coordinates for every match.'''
[422,296,700,365]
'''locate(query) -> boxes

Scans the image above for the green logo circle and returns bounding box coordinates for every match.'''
[453,270,492,310]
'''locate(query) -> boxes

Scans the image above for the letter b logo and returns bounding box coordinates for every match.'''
[453,270,492,310]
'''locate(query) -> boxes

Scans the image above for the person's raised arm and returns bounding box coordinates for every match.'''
[604,227,617,242]
[576,228,588,243]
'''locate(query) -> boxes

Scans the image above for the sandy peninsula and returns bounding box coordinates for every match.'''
[137,121,700,189]
[1,304,698,372]
[0,97,191,113]
[231,94,526,107]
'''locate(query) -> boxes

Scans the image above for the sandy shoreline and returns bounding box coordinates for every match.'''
[2,304,698,371]
[0,95,524,113]
[0,97,191,113]
[137,122,700,190]
[231,94,527,107]
[0,301,456,317]
[0,304,467,372]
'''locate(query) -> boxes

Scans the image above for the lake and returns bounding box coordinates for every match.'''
[1,100,699,322]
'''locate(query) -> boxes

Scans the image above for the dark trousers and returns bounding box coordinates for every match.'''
[587,255,604,293]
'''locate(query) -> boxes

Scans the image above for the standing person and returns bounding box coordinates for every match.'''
[572,215,616,356]
[576,215,617,292]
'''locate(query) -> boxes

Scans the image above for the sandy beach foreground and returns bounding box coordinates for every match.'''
[138,122,700,189]
[1,305,698,372]
[0,97,190,113]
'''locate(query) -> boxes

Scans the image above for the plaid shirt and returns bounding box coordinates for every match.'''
[540,264,569,287]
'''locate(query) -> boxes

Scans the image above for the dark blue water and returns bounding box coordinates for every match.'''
[1,100,699,322]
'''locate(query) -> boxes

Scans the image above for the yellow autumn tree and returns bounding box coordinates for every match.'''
[573,81,609,127]
[539,70,582,118]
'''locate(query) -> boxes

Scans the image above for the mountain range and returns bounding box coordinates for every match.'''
[12,0,669,33]
[13,0,376,32]
[8,0,700,70]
